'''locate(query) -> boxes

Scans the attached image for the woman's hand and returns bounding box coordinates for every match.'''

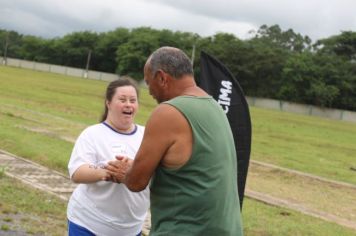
[105,156,133,183]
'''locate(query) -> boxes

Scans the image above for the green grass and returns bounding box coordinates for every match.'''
[242,198,356,236]
[0,65,155,125]
[251,107,356,184]
[0,65,155,173]
[1,173,355,236]
[247,163,356,223]
[1,65,355,184]
[0,175,67,235]
[1,65,356,234]
[0,110,75,171]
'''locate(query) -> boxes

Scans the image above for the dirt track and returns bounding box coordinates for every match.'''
[1,149,355,234]
[246,160,356,230]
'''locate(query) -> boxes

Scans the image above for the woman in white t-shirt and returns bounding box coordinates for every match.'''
[67,77,149,236]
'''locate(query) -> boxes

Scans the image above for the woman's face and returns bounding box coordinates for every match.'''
[106,85,139,126]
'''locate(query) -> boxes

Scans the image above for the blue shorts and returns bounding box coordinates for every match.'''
[67,219,142,236]
[68,220,95,236]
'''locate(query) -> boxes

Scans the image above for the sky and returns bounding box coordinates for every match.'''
[1,0,356,42]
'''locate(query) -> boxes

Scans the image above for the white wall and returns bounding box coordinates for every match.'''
[1,57,355,122]
[1,57,119,82]
[247,97,356,123]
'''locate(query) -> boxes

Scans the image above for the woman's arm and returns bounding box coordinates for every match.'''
[71,164,111,183]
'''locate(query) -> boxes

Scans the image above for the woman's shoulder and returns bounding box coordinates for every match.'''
[135,124,145,133]
[78,123,105,137]
[136,124,145,130]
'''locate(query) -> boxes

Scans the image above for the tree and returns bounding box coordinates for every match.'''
[18,35,48,61]
[116,27,160,80]
[116,27,198,80]
[0,30,23,59]
[58,31,99,68]
[278,52,346,108]
[95,28,130,73]
[313,32,356,109]
[195,33,250,90]
[315,31,356,61]
[2,26,356,111]
[254,24,312,52]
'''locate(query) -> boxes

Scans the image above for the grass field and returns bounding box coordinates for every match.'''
[1,65,355,184]
[1,65,356,235]
[252,107,356,184]
[0,175,66,235]
[1,175,355,236]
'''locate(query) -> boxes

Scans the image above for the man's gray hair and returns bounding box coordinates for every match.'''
[149,47,193,79]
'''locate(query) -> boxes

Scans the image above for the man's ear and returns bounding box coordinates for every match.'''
[157,70,168,85]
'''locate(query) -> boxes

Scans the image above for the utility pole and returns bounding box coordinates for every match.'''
[3,32,9,65]
[84,49,92,78]
[191,44,196,67]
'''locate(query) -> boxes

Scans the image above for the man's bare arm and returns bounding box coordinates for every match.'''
[123,104,179,191]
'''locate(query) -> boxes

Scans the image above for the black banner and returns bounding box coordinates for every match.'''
[198,51,252,209]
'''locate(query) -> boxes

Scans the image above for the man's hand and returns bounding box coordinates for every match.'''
[105,156,133,183]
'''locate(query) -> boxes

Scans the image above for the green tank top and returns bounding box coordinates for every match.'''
[150,96,243,236]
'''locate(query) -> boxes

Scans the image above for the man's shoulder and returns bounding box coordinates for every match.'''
[151,103,182,119]
[144,104,186,133]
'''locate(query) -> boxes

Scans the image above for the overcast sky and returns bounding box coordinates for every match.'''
[1,0,356,42]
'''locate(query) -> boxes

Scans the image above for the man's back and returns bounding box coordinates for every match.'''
[150,96,243,236]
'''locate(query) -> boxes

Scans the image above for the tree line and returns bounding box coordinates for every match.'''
[1,25,355,111]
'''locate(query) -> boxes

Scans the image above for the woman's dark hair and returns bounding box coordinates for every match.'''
[100,76,139,122]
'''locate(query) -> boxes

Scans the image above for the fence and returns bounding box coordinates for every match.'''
[1,56,356,123]
[246,97,356,123]
[0,56,119,82]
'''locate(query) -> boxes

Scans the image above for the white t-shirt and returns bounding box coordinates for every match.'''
[67,123,150,236]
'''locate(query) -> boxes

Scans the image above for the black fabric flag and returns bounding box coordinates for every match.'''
[197,51,252,209]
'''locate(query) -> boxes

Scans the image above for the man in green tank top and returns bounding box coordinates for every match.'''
[107,46,243,235]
